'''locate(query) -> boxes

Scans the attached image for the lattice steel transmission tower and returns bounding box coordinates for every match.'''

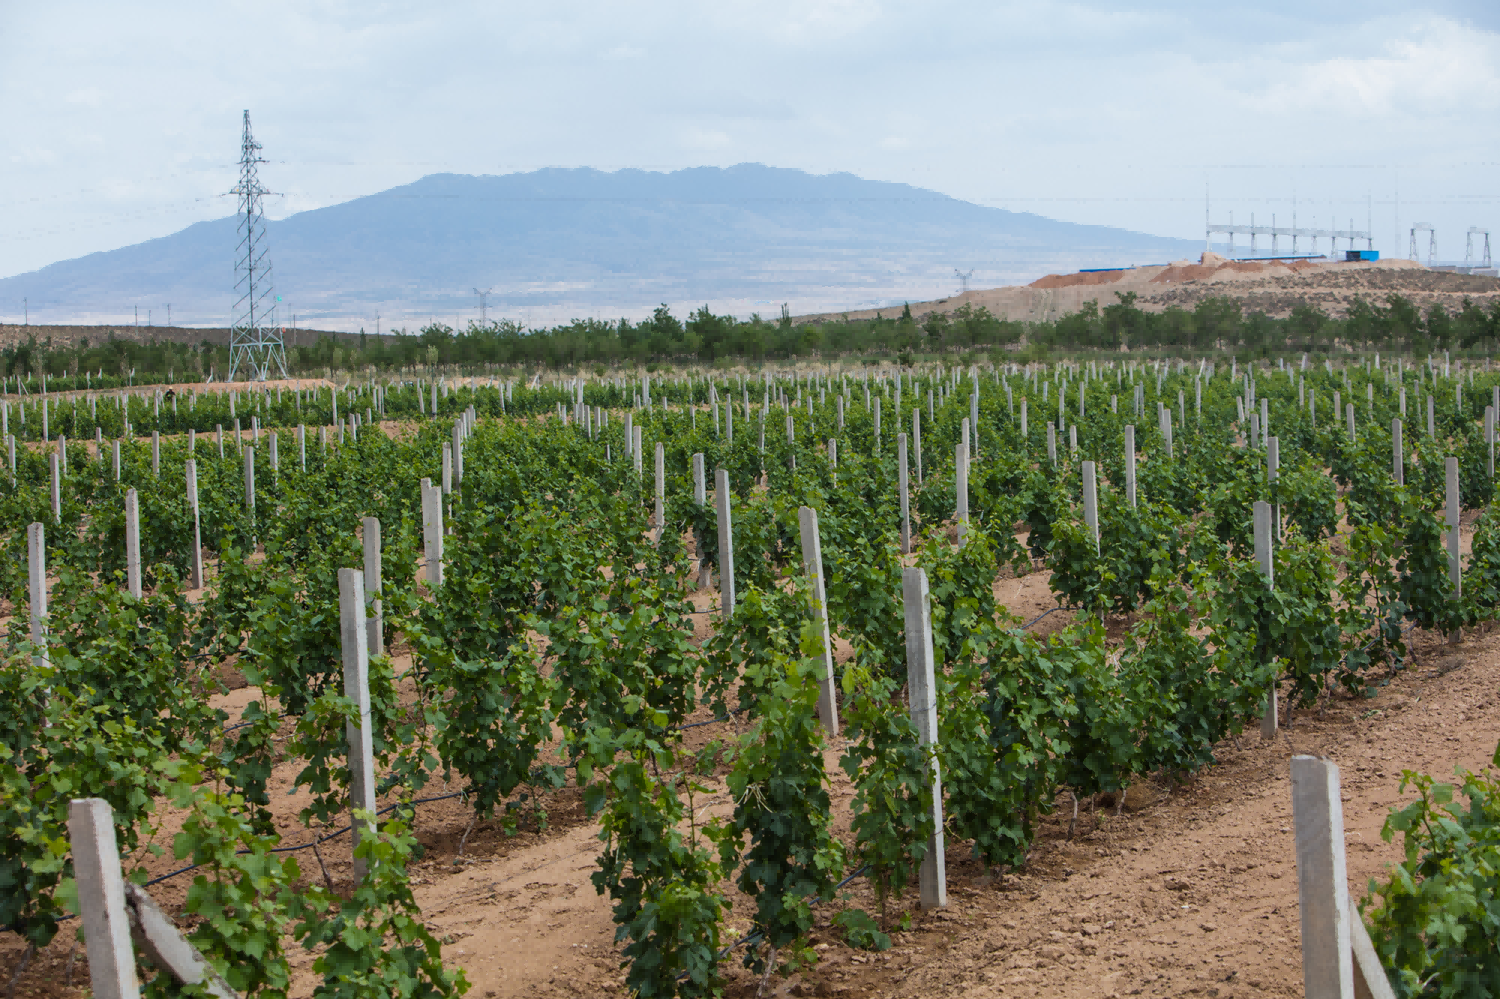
[228,110,286,381]
[1409,223,1436,265]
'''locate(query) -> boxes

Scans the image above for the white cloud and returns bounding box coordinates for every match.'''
[0,1,1495,287]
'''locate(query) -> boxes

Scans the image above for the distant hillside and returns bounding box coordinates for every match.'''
[0,165,1205,329]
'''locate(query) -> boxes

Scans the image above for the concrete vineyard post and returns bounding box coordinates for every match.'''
[797,505,839,737]
[1255,499,1277,738]
[1286,756,1397,999]
[186,460,203,589]
[442,444,452,496]
[1346,403,1356,441]
[1124,425,1137,509]
[1446,456,1461,600]
[151,431,160,477]
[654,442,665,547]
[874,396,881,453]
[66,799,141,999]
[1428,395,1435,437]
[1484,404,1498,480]
[1392,419,1404,485]
[1268,436,1281,542]
[299,424,306,471]
[50,453,60,523]
[633,426,643,475]
[1047,422,1056,467]
[125,488,142,599]
[913,408,923,483]
[715,468,735,620]
[1082,460,1099,555]
[113,440,121,481]
[1020,397,1027,439]
[452,422,463,485]
[901,567,947,910]
[955,442,969,547]
[363,517,383,657]
[1164,409,1173,458]
[28,522,48,669]
[338,568,378,880]
[421,477,444,587]
[898,432,912,555]
[243,446,255,514]
[970,390,979,458]
[693,453,709,587]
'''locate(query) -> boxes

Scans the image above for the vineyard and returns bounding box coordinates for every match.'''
[3,352,1500,999]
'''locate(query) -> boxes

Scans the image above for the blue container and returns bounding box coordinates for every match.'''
[1345,250,1380,261]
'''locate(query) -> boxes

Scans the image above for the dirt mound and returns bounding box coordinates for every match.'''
[1029,269,1141,289]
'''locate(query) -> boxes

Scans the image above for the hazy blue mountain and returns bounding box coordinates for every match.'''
[0,164,1203,328]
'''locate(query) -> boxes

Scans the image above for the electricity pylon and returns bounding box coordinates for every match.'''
[227,110,286,381]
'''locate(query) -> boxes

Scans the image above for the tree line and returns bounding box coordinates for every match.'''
[3,291,1498,386]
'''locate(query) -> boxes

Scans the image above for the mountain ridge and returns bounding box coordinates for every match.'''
[0,164,1205,329]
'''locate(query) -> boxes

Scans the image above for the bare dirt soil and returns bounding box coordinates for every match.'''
[6,513,1498,999]
[800,254,1500,327]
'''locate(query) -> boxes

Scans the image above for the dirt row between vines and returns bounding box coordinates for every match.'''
[5,527,1499,999]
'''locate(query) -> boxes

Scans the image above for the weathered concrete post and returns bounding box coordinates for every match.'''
[1124,425,1137,509]
[338,568,377,880]
[798,506,839,737]
[363,517,383,657]
[1268,436,1281,542]
[1255,499,1277,739]
[186,460,203,589]
[1392,418,1404,485]
[1289,755,1397,999]
[1047,421,1056,467]
[1447,456,1462,600]
[913,408,923,483]
[421,477,444,587]
[654,442,665,547]
[1346,403,1356,441]
[898,432,912,555]
[124,488,142,598]
[152,430,160,477]
[715,468,735,620]
[901,567,947,910]
[66,799,140,999]
[50,452,61,523]
[1486,404,1497,479]
[28,522,48,669]
[1082,460,1099,555]
[955,442,969,547]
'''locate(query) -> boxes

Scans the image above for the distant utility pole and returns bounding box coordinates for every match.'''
[475,287,494,323]
[135,305,139,327]
[166,303,172,327]
[954,268,974,296]
[227,109,287,381]
[23,298,26,325]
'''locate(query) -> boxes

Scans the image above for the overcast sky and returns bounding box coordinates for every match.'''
[2,0,1497,285]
